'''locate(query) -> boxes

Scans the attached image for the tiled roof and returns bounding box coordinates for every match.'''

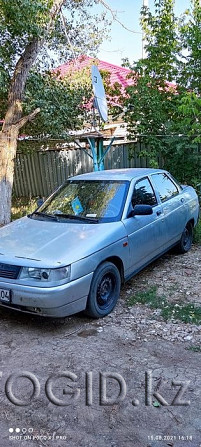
[54,55,134,90]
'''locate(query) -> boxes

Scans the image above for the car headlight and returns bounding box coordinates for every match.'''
[19,265,71,282]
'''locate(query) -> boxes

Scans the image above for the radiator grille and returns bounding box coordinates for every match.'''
[0,263,21,279]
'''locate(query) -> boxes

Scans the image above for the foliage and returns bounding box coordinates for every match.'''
[48,1,110,67]
[140,0,180,81]
[123,0,201,185]
[23,70,92,137]
[179,0,201,92]
[193,218,201,245]
[21,60,123,137]
[0,0,52,67]
[0,0,111,226]
[0,0,110,127]
[186,345,201,352]
[128,286,201,325]
[125,70,177,167]
[128,286,164,308]
[161,302,201,324]
[11,197,37,220]
[175,91,201,143]
[0,0,109,71]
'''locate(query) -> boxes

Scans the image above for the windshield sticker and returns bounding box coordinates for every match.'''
[71,197,83,215]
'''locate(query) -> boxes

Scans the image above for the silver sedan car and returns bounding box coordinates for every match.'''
[0,168,199,318]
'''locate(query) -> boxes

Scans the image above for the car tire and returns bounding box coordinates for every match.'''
[85,262,121,318]
[176,222,193,254]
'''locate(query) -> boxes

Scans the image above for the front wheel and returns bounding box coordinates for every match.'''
[176,223,193,254]
[85,262,121,318]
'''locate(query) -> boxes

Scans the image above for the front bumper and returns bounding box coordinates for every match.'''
[0,272,93,317]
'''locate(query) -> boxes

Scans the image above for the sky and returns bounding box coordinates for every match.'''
[95,0,191,66]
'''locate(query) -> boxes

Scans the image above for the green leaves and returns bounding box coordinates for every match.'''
[23,70,91,137]
[179,0,201,91]
[141,0,179,81]
[0,0,110,130]
[0,0,53,71]
[124,0,201,184]
[0,0,51,37]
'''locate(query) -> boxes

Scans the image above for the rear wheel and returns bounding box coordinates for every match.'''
[85,262,121,318]
[176,223,193,254]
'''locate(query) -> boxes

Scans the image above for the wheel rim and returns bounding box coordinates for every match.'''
[183,227,191,249]
[97,273,115,309]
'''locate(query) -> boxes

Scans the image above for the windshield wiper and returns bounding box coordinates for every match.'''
[29,211,57,221]
[53,213,99,223]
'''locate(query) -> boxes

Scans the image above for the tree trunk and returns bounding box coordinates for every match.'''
[0,0,64,226]
[0,128,18,225]
[0,107,40,225]
[0,99,41,226]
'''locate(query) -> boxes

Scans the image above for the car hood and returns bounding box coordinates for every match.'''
[0,217,127,267]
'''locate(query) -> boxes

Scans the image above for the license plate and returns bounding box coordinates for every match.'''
[0,288,11,303]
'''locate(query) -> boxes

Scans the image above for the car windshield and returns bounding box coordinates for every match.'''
[36,180,129,222]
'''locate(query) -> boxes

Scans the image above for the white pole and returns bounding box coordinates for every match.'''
[142,0,149,58]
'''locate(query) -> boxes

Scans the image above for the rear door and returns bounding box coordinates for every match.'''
[150,172,188,246]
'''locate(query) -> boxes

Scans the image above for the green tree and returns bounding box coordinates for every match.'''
[164,91,201,185]
[125,68,177,167]
[163,0,201,184]
[179,0,201,92]
[0,0,108,225]
[124,0,201,181]
[141,0,179,81]
[23,70,92,138]
[124,0,179,166]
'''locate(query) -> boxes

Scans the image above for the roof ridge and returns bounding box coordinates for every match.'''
[56,54,131,73]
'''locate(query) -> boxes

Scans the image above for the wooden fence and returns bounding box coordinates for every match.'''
[13,143,161,198]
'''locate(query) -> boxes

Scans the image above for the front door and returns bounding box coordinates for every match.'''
[123,176,165,277]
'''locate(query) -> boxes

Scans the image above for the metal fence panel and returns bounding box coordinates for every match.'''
[13,143,151,197]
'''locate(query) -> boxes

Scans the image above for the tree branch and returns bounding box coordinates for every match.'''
[98,0,142,34]
[15,108,41,130]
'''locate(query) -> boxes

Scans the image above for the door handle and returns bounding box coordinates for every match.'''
[156,210,162,216]
[181,198,185,203]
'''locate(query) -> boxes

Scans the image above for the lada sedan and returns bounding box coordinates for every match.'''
[0,169,199,318]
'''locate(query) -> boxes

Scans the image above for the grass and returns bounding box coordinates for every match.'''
[161,302,201,325]
[186,345,201,353]
[128,286,165,309]
[11,197,37,220]
[193,218,201,244]
[128,286,201,325]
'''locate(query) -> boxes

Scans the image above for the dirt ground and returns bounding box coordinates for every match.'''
[0,245,200,447]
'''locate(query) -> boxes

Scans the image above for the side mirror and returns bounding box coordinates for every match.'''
[129,204,153,217]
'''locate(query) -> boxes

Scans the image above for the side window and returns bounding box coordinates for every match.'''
[151,173,179,202]
[132,177,157,207]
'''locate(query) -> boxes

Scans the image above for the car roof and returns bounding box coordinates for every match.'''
[70,168,166,181]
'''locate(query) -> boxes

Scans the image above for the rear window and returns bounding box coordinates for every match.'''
[151,173,179,202]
